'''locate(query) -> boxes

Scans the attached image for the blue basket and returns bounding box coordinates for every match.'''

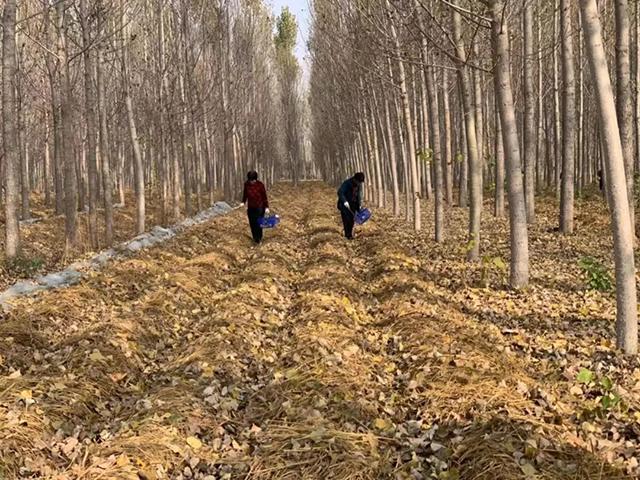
[259,214,280,229]
[355,208,372,225]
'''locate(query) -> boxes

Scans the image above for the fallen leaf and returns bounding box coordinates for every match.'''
[109,372,127,383]
[19,389,32,400]
[89,350,106,362]
[576,368,594,384]
[373,418,393,431]
[186,436,202,450]
[61,437,79,456]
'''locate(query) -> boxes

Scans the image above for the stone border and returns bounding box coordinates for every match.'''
[0,201,235,310]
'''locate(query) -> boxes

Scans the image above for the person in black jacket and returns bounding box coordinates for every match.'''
[337,172,365,240]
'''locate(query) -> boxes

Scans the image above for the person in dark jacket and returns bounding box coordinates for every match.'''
[337,172,365,240]
[598,169,604,193]
[241,171,269,244]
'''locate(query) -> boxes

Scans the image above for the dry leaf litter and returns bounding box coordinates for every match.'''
[0,183,638,479]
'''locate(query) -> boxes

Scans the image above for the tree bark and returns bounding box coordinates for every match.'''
[121,5,145,234]
[491,0,530,288]
[636,0,640,175]
[81,0,99,249]
[553,0,562,195]
[524,0,536,222]
[44,121,51,206]
[560,0,576,234]
[16,56,30,222]
[473,38,485,190]
[57,2,77,252]
[97,5,113,246]
[495,100,505,217]
[370,90,385,208]
[453,8,481,260]
[537,5,545,190]
[615,0,635,232]
[383,85,401,216]
[414,0,442,239]
[442,68,454,206]
[386,0,421,231]
[3,0,21,259]
[581,0,638,355]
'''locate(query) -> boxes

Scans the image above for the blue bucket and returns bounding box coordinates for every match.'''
[259,214,280,229]
[355,208,372,225]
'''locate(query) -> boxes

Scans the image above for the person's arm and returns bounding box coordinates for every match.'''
[338,181,349,205]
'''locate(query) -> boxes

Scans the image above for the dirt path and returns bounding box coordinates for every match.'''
[0,184,632,479]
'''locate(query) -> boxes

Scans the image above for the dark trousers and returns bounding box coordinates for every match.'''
[247,207,265,243]
[340,207,355,239]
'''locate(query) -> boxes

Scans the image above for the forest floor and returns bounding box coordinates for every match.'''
[1,183,640,479]
[0,192,219,292]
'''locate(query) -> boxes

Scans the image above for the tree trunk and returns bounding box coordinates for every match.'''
[3,0,21,260]
[491,0,530,288]
[560,0,576,234]
[615,0,635,232]
[370,91,385,208]
[97,6,113,246]
[121,5,145,235]
[179,75,191,217]
[553,0,562,195]
[386,0,421,231]
[44,122,51,206]
[383,77,401,216]
[495,100,505,217]
[458,94,469,208]
[443,68,453,206]
[524,0,536,222]
[537,5,545,190]
[581,0,638,355]
[427,63,444,243]
[473,38,485,190]
[57,3,77,252]
[577,10,585,194]
[453,8,481,260]
[414,0,442,239]
[636,0,640,175]
[81,0,99,249]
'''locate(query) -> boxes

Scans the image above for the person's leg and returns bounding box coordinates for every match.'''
[340,208,354,239]
[340,209,349,237]
[256,208,265,243]
[346,214,354,239]
[248,208,261,243]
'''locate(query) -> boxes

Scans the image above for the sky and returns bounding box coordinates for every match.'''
[268,0,311,65]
